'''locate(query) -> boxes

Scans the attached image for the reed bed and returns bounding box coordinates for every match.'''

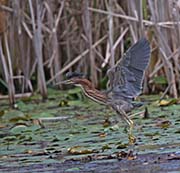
[0,0,180,105]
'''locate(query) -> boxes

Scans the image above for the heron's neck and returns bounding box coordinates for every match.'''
[78,85,107,105]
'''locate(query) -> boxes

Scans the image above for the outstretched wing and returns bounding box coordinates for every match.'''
[107,38,150,100]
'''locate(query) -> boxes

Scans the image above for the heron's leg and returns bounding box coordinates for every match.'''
[129,110,145,119]
[116,106,136,144]
[122,112,135,144]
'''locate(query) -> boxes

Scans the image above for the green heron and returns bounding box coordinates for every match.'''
[57,38,151,144]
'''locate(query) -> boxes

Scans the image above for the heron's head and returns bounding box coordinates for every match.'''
[56,72,93,89]
[62,72,84,85]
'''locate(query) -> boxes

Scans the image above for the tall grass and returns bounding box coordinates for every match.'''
[0,0,180,105]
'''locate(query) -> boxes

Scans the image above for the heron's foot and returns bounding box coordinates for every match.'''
[128,120,136,144]
[128,134,136,145]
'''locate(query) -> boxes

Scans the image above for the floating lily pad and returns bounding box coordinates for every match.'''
[0,91,180,171]
[2,110,28,122]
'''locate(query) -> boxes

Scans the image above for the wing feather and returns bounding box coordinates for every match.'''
[107,38,150,100]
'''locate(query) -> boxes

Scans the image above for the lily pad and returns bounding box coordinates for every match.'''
[2,110,28,122]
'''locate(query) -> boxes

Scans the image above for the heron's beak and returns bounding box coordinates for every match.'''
[55,80,73,86]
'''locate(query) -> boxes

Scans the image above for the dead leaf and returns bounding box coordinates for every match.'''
[156,120,171,129]
[68,146,96,155]
[158,99,179,106]
[127,155,137,160]
[98,132,107,138]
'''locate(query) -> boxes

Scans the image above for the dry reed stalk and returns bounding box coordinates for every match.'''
[0,0,8,34]
[1,0,180,105]
[148,0,178,97]
[0,0,16,105]
[102,27,128,68]
[0,92,32,99]
[29,0,47,99]
[44,0,65,86]
[4,32,15,104]
[0,36,15,105]
[47,35,107,85]
[149,49,179,79]
[82,0,97,86]
[106,0,115,66]
[160,48,178,98]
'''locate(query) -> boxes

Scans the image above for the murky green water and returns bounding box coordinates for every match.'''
[0,88,180,172]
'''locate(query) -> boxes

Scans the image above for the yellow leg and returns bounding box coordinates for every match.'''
[115,105,136,145]
[128,119,136,145]
[122,113,136,144]
[129,110,145,119]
